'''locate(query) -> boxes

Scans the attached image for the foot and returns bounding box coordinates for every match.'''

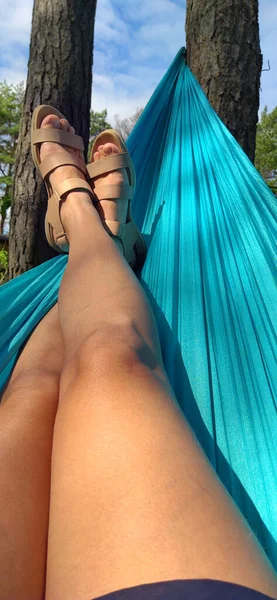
[92,143,130,223]
[39,114,94,233]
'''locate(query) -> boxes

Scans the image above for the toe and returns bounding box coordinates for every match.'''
[60,118,69,131]
[94,151,101,161]
[36,110,87,190]
[103,142,119,156]
[41,114,60,129]
[60,118,74,153]
[68,125,79,156]
[39,114,61,161]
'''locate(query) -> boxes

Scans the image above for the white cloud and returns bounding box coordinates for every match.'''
[95,19,127,44]
[112,0,184,24]
[95,0,185,65]
[93,73,115,92]
[0,0,33,47]
[0,54,27,85]
[91,0,186,119]
[130,22,185,61]
[91,87,151,126]
[94,0,130,46]
[91,70,154,125]
[0,0,276,121]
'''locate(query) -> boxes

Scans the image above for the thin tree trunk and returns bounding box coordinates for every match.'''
[0,214,5,235]
[0,162,13,234]
[9,0,97,278]
[185,0,262,162]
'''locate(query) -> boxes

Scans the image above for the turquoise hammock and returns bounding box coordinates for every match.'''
[1,48,277,568]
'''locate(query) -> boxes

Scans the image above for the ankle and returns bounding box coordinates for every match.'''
[60,191,100,233]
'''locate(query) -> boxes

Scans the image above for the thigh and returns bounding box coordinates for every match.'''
[45,336,277,600]
[0,304,64,600]
[1,303,64,404]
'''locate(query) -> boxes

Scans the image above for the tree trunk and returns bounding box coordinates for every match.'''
[0,213,5,235]
[9,0,97,278]
[0,161,13,234]
[185,0,262,162]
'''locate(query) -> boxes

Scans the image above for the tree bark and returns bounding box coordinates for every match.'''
[185,0,262,162]
[0,214,5,235]
[9,0,97,278]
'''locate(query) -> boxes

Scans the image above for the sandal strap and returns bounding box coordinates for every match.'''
[55,178,94,201]
[103,220,126,237]
[102,219,139,258]
[87,153,132,179]
[46,193,66,245]
[46,178,95,245]
[33,128,84,151]
[94,183,133,201]
[39,151,87,179]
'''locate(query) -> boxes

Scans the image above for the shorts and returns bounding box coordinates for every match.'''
[94,579,276,599]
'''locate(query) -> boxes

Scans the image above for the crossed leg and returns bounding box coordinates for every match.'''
[41,119,277,598]
[1,110,277,600]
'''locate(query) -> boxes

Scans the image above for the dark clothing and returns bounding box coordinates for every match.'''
[94,579,276,600]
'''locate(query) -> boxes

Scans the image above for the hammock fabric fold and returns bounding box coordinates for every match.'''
[1,48,277,567]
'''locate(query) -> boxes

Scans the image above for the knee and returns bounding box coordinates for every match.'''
[71,323,159,380]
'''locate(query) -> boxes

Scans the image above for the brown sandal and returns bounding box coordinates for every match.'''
[87,129,147,269]
[31,104,95,253]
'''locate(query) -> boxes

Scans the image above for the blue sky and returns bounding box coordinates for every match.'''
[0,0,276,125]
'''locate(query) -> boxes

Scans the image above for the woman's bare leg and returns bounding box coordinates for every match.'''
[40,116,277,599]
[0,303,63,600]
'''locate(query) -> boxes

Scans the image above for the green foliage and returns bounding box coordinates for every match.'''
[0,81,25,232]
[255,106,277,195]
[0,248,8,284]
[89,109,111,156]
